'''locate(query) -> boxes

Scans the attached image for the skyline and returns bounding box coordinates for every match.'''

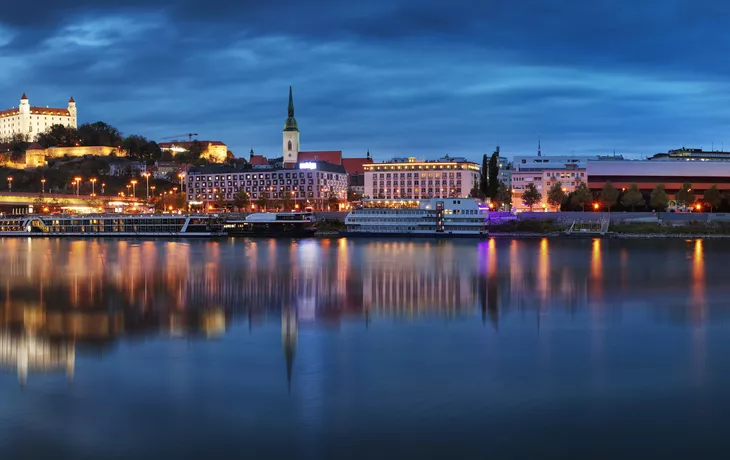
[2,1,730,161]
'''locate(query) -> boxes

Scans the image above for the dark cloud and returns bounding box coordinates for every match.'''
[1,0,730,160]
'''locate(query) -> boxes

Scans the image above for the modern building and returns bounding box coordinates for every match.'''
[0,94,77,140]
[510,155,592,211]
[158,140,227,163]
[363,155,480,200]
[186,161,348,209]
[648,147,730,162]
[586,159,730,195]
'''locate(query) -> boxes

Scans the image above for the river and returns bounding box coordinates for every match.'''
[0,237,727,459]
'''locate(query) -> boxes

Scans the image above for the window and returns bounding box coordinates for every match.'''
[288,140,292,151]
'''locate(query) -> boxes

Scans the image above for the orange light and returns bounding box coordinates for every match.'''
[488,203,494,209]
[696,203,702,211]
[593,203,599,210]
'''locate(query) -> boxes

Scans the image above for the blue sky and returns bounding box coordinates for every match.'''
[1,0,729,161]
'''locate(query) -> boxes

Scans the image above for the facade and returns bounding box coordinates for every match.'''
[511,155,594,211]
[363,156,480,200]
[587,160,730,195]
[282,86,300,166]
[186,162,348,209]
[648,147,730,162]
[109,160,147,177]
[0,94,77,140]
[158,140,227,163]
[24,144,124,170]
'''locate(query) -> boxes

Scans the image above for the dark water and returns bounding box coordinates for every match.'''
[0,237,727,459]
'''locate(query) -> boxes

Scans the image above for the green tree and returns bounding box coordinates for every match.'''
[521,182,542,211]
[599,181,619,211]
[327,190,340,211]
[469,184,482,199]
[37,124,78,148]
[621,182,645,211]
[233,190,250,210]
[495,181,512,210]
[546,182,566,210]
[8,133,30,153]
[479,153,489,198]
[77,121,123,147]
[256,194,269,211]
[573,183,593,211]
[650,184,669,211]
[122,135,162,161]
[676,182,694,206]
[703,185,722,212]
[282,193,295,211]
[487,150,499,198]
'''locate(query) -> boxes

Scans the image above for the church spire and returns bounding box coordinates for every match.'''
[284,86,298,132]
[538,138,542,157]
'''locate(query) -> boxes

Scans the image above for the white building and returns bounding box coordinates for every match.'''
[363,156,480,200]
[511,155,593,211]
[0,94,77,140]
[187,162,348,209]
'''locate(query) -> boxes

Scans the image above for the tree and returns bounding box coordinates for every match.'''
[599,181,619,211]
[487,150,499,198]
[650,184,669,211]
[676,182,694,206]
[233,190,250,210]
[122,135,162,161]
[521,183,542,211]
[327,190,340,211]
[256,195,269,211]
[703,185,722,212]
[546,182,566,210]
[8,133,30,153]
[188,140,206,161]
[573,183,593,211]
[479,153,489,198]
[37,124,78,148]
[282,193,294,211]
[469,184,482,199]
[621,182,645,211]
[495,181,512,210]
[77,121,123,147]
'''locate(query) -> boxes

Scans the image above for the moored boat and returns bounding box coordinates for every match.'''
[341,198,488,237]
[225,211,317,237]
[0,215,225,237]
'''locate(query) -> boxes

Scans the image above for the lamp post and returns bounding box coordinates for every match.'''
[142,172,150,201]
[7,177,11,192]
[130,180,137,199]
[41,178,46,194]
[126,184,131,197]
[178,173,185,193]
[90,178,97,196]
[101,183,106,195]
[74,177,81,196]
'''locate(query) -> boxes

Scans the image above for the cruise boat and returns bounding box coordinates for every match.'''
[225,212,317,237]
[0,215,225,237]
[342,198,488,237]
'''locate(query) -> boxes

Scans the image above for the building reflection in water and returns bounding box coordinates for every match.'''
[0,237,716,384]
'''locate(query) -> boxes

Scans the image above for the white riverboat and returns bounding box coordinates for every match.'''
[0,215,225,237]
[342,198,489,237]
[225,212,317,237]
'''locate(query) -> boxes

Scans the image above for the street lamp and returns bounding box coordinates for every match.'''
[7,177,11,192]
[101,183,106,195]
[74,177,81,196]
[126,184,131,197]
[142,172,150,200]
[90,178,97,196]
[178,173,185,193]
[130,180,137,199]
[41,178,46,194]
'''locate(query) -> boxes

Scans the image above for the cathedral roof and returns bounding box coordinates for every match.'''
[283,86,299,132]
[342,157,374,175]
[21,93,27,100]
[69,97,75,103]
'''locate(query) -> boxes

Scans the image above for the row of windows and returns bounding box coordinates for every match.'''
[371,172,465,178]
[373,181,463,186]
[191,172,345,181]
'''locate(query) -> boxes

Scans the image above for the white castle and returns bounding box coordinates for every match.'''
[0,93,77,140]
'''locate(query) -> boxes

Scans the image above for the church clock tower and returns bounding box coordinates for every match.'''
[282,86,300,165]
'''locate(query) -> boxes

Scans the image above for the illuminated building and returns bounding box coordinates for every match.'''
[187,162,348,209]
[363,155,480,200]
[511,155,593,211]
[159,140,227,163]
[0,93,77,140]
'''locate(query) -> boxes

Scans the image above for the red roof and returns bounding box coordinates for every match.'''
[21,93,27,100]
[69,97,75,103]
[249,155,269,166]
[298,151,342,165]
[0,108,19,117]
[342,157,373,175]
[27,142,44,150]
[30,107,71,116]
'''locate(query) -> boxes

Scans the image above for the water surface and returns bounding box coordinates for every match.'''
[0,237,727,459]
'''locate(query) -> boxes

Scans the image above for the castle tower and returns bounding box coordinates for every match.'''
[19,93,30,136]
[282,86,300,165]
[68,97,77,120]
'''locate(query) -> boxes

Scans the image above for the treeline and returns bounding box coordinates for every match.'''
[522,180,730,212]
[471,148,512,208]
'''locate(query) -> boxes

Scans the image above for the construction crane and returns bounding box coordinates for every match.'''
[160,133,199,142]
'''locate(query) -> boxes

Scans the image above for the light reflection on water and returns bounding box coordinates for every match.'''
[1,237,730,458]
